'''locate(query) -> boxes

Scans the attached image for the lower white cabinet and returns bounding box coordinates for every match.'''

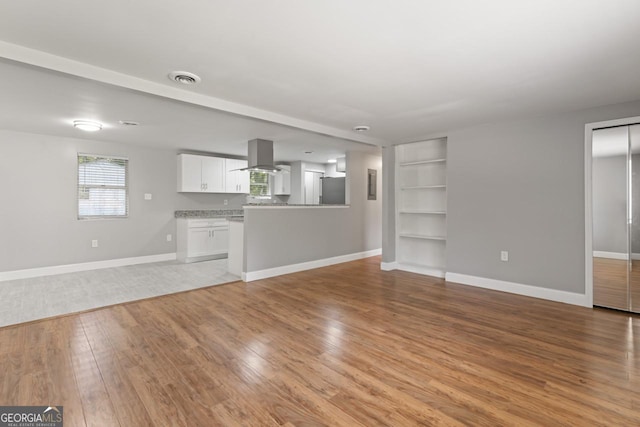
[177,218,229,263]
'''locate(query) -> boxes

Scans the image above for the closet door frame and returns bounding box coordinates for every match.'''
[585,116,640,309]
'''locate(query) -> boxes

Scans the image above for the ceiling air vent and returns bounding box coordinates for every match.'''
[168,71,201,85]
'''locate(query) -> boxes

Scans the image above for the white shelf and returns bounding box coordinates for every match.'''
[399,210,446,215]
[401,185,446,190]
[399,159,446,166]
[399,233,446,241]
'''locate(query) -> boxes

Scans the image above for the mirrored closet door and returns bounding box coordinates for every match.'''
[592,124,640,312]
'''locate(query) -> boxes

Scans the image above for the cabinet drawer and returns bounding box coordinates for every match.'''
[187,219,229,229]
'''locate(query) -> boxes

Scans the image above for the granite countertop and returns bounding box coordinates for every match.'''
[227,217,244,222]
[174,209,244,218]
[175,204,348,218]
[243,203,349,208]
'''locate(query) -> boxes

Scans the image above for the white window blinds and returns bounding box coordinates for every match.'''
[77,154,129,219]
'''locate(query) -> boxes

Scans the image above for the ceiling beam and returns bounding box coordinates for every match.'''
[0,40,387,147]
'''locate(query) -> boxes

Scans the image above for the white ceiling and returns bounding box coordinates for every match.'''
[0,0,639,147]
[0,58,378,163]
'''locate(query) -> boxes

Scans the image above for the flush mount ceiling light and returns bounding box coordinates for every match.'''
[168,71,201,85]
[73,120,102,132]
[353,125,370,132]
[304,151,314,154]
[118,120,140,126]
[327,159,337,163]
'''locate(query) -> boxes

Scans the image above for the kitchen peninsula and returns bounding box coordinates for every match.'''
[228,203,382,282]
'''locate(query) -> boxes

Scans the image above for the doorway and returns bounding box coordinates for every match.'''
[304,171,323,204]
[586,117,640,312]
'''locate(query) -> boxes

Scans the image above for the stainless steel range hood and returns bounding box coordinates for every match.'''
[239,138,281,173]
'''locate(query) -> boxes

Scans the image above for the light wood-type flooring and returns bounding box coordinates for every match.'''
[2,256,640,426]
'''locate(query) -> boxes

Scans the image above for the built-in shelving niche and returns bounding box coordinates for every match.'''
[395,138,447,278]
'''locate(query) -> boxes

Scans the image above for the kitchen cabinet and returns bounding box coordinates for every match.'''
[177,218,229,263]
[178,154,248,193]
[272,165,291,195]
[224,159,250,193]
[177,154,224,192]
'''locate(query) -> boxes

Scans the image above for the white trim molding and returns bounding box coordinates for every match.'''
[445,272,591,307]
[242,249,381,282]
[593,251,628,260]
[0,253,177,282]
[380,261,398,271]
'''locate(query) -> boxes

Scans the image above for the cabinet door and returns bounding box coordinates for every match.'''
[187,228,213,257]
[178,154,203,192]
[273,166,291,195]
[210,229,229,254]
[237,160,250,193]
[225,159,250,193]
[202,157,225,193]
[224,159,239,192]
[281,166,291,195]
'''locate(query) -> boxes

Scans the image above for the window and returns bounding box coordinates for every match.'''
[250,171,270,197]
[77,154,129,219]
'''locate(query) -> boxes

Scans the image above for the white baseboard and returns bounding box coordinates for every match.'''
[379,261,446,278]
[397,263,446,278]
[380,261,398,271]
[593,251,628,260]
[445,272,590,307]
[242,248,382,282]
[0,253,177,282]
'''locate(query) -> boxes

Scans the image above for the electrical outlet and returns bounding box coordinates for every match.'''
[224,199,228,205]
[92,240,99,248]
[166,234,172,242]
[144,193,152,200]
[501,251,509,262]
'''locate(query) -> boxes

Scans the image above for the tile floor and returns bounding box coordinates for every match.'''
[0,259,239,327]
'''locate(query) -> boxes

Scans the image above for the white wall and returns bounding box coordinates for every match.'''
[0,129,245,272]
[324,162,346,178]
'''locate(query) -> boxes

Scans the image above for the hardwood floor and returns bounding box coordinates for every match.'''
[2,256,640,426]
[593,257,629,310]
[593,256,640,312]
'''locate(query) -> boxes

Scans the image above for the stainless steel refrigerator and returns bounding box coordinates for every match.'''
[321,177,345,204]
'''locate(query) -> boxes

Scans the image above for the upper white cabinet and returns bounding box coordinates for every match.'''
[201,156,225,193]
[224,159,250,193]
[177,154,249,193]
[273,165,291,195]
[177,154,205,192]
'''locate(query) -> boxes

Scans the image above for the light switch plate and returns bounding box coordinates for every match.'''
[144,193,152,200]
[91,240,99,248]
[501,251,509,262]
